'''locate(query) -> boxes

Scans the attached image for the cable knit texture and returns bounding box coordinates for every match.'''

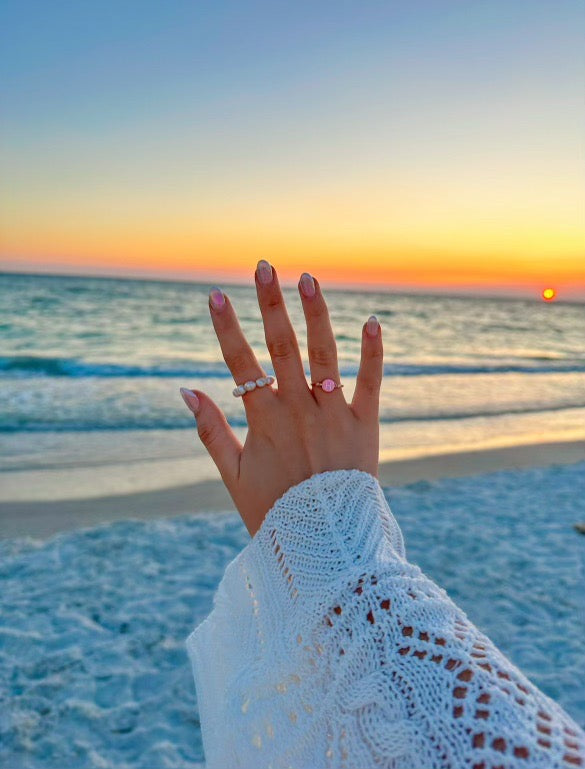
[186,469,585,769]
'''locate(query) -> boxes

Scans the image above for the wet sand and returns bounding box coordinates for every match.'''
[1,437,583,539]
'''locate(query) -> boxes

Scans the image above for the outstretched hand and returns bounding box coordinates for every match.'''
[180,261,383,537]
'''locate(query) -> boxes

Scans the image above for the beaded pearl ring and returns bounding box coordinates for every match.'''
[233,375,275,397]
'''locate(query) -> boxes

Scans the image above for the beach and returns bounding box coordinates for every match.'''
[3,0,584,763]
[2,456,585,769]
[1,437,584,539]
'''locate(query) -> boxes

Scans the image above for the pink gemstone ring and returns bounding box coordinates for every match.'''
[311,378,343,393]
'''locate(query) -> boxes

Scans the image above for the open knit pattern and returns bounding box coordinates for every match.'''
[186,469,585,769]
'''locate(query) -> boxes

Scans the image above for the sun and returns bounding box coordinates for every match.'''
[542,287,556,302]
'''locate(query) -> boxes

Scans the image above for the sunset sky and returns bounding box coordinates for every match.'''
[1,1,583,297]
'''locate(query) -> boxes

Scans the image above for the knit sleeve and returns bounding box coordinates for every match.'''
[185,469,585,769]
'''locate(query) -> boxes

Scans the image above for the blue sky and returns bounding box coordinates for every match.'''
[1,1,583,295]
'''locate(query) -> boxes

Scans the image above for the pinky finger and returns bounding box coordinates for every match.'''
[351,316,383,421]
[180,388,242,490]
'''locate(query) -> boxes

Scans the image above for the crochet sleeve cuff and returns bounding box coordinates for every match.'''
[186,469,585,769]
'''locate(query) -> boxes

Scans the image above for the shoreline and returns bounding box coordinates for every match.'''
[1,437,583,540]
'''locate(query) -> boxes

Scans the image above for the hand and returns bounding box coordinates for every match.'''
[180,261,383,537]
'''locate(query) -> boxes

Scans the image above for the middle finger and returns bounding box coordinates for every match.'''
[255,260,308,394]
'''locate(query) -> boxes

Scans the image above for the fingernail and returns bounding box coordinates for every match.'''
[366,315,379,337]
[209,287,225,311]
[299,272,315,298]
[180,387,200,414]
[256,259,273,285]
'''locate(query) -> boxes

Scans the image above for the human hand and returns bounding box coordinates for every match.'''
[180,261,383,537]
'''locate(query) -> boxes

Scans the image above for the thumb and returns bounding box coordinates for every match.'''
[179,388,242,489]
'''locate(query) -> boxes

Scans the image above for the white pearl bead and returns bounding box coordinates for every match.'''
[236,384,246,396]
[256,377,266,387]
[244,380,257,391]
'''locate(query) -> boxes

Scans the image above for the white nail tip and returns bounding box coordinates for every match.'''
[366,315,379,336]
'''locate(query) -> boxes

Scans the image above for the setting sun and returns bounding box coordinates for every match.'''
[542,288,557,302]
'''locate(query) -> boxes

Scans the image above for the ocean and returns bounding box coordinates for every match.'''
[1,271,584,502]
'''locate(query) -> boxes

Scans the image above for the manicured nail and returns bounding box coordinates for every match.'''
[256,259,273,285]
[209,287,225,311]
[180,387,200,414]
[299,272,315,298]
[366,315,379,337]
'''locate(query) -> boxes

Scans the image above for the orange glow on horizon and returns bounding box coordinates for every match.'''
[3,246,585,301]
[2,215,584,298]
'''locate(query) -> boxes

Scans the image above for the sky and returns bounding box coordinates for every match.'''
[1,0,584,297]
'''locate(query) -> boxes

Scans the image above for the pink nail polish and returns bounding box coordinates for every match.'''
[180,387,200,414]
[366,315,379,337]
[256,259,273,285]
[209,287,225,310]
[299,272,315,298]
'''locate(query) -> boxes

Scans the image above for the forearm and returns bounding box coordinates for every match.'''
[187,470,584,768]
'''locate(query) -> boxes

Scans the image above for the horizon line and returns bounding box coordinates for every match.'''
[1,264,584,304]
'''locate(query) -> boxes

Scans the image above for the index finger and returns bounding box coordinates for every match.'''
[208,287,274,409]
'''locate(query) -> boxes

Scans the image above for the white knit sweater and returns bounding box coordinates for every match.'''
[186,470,585,769]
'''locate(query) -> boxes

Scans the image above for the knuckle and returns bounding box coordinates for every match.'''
[197,421,221,448]
[268,336,295,362]
[366,345,384,361]
[308,343,335,367]
[265,292,283,310]
[225,350,254,377]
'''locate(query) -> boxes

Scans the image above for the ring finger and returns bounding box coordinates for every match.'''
[298,273,344,403]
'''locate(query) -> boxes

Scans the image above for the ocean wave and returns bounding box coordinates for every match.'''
[2,354,585,379]
[0,355,230,378]
[1,403,584,434]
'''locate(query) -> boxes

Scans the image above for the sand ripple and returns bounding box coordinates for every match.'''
[1,462,584,767]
